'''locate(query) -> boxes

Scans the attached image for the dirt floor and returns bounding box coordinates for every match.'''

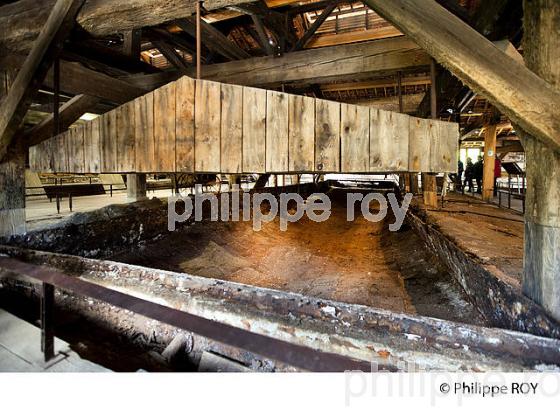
[114,188,485,325]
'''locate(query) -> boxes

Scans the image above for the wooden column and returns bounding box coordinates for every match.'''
[127,173,147,202]
[0,143,26,237]
[482,123,497,201]
[423,58,438,208]
[0,69,26,238]
[522,0,560,321]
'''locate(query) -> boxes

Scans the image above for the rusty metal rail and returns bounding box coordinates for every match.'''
[0,257,375,372]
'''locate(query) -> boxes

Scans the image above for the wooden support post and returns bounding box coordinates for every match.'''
[423,58,438,208]
[252,174,270,191]
[127,173,147,202]
[122,29,142,58]
[410,172,419,194]
[41,282,55,362]
[0,68,25,238]
[0,143,26,237]
[521,0,560,322]
[482,123,497,201]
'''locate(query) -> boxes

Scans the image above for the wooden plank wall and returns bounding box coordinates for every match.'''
[29,77,459,175]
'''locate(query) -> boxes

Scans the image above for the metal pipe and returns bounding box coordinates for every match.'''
[430,59,437,120]
[53,58,60,136]
[397,71,403,113]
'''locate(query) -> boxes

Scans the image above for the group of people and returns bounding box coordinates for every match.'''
[455,156,502,195]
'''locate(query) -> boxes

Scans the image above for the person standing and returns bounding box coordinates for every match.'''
[464,157,474,193]
[474,155,484,194]
[494,157,502,196]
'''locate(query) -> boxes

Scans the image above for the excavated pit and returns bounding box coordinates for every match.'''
[112,188,485,326]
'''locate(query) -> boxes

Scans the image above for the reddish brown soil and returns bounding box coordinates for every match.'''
[115,191,485,325]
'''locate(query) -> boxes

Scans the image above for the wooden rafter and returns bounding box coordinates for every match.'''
[0,0,85,160]
[362,0,560,153]
[291,0,338,51]
[197,36,431,86]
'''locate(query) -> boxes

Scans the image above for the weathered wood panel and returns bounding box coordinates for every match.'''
[195,80,221,172]
[84,118,101,174]
[315,99,340,172]
[67,126,85,173]
[175,76,195,173]
[100,109,117,172]
[134,92,155,172]
[289,94,315,172]
[265,90,289,173]
[431,121,458,173]
[220,83,243,174]
[153,82,176,172]
[408,117,431,172]
[29,78,460,175]
[242,86,266,173]
[370,109,409,171]
[40,137,54,173]
[116,102,135,172]
[341,103,369,173]
[28,144,39,172]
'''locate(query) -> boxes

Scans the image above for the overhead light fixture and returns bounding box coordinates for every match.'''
[79,113,98,121]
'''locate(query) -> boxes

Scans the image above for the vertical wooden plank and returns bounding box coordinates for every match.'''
[430,120,459,173]
[134,92,155,173]
[154,82,176,172]
[62,131,70,173]
[195,80,221,172]
[65,127,74,172]
[84,118,101,173]
[370,109,409,172]
[408,117,431,172]
[44,139,53,173]
[315,98,340,172]
[242,86,266,173]
[266,90,289,173]
[100,109,117,172]
[116,102,135,172]
[176,76,195,172]
[55,131,69,173]
[220,83,243,174]
[28,145,39,172]
[289,94,315,172]
[68,126,85,173]
[341,103,369,173]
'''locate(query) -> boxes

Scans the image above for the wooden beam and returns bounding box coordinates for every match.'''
[3,52,146,105]
[321,75,430,92]
[362,0,560,153]
[122,29,142,58]
[291,0,338,51]
[0,0,258,57]
[44,59,146,103]
[351,93,425,114]
[251,14,275,55]
[176,18,251,60]
[0,0,84,160]
[198,36,431,86]
[306,25,402,48]
[25,94,100,146]
[153,40,191,74]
